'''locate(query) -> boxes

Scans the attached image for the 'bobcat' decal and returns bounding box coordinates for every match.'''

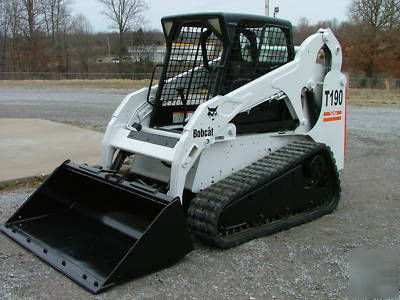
[193,127,214,138]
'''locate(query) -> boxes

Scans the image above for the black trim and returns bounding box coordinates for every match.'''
[147,64,164,105]
[231,99,298,134]
[127,131,179,148]
[110,150,131,171]
[304,88,320,129]
[234,120,299,135]
[161,12,293,30]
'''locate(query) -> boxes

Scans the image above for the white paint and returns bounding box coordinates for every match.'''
[102,28,346,202]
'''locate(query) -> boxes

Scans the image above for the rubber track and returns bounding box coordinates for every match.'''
[187,141,341,248]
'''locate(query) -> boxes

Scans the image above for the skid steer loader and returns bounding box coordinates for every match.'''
[1,13,346,293]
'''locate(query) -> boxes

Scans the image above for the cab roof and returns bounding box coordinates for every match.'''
[161,12,292,29]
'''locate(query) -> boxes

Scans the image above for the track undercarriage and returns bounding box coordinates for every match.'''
[187,141,341,248]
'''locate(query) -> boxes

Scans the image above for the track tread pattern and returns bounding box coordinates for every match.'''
[187,141,341,248]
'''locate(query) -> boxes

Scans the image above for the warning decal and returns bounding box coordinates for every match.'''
[323,110,342,122]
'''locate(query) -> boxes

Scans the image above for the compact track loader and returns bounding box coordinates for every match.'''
[2,13,346,293]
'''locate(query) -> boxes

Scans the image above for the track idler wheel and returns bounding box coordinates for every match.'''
[306,154,327,188]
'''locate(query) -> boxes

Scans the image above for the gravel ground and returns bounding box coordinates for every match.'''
[0,85,399,299]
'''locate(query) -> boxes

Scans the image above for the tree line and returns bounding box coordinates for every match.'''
[0,0,399,78]
[295,0,400,79]
[0,0,95,73]
[0,0,155,74]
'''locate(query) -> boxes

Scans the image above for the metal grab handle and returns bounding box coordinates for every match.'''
[147,64,164,105]
[176,87,188,124]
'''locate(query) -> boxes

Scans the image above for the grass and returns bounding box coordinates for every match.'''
[0,79,152,90]
[57,121,106,132]
[0,79,398,106]
[0,176,46,191]
[347,88,400,106]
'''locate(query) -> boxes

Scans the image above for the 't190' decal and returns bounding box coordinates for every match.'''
[325,90,344,106]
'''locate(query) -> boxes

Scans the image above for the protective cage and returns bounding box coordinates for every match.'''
[151,19,225,127]
[1,161,193,293]
[150,13,295,128]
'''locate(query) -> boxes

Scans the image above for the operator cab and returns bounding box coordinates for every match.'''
[149,13,297,133]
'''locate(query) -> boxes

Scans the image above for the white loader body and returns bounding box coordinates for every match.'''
[102,28,347,201]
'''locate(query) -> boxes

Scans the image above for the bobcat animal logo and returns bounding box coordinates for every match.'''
[207,106,218,117]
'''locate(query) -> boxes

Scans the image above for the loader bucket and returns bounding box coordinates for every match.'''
[1,161,193,293]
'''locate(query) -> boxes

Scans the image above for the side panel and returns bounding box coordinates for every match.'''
[187,134,303,193]
[308,70,346,169]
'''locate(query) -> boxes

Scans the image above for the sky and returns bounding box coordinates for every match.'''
[73,0,351,33]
